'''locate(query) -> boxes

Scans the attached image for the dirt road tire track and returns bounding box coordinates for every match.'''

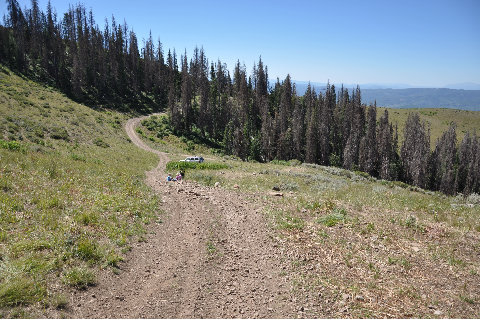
[69,115,296,318]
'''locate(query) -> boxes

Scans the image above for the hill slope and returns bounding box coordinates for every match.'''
[0,65,160,318]
[1,67,479,318]
[380,107,480,147]
[132,114,480,318]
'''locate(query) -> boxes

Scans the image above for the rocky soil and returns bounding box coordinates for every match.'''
[68,116,298,318]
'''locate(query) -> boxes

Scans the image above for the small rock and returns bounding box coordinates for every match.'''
[269,192,283,197]
[433,310,443,316]
[355,295,365,302]
[272,186,280,191]
[342,293,350,301]
[214,182,220,187]
[233,184,239,189]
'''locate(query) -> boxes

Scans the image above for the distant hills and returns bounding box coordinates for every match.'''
[292,81,480,111]
[361,88,480,111]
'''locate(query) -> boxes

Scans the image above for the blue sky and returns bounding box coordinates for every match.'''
[1,0,479,87]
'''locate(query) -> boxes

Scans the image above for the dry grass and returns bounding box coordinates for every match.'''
[380,107,480,148]
[141,127,480,318]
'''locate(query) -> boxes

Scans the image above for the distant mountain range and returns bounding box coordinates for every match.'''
[361,88,480,111]
[293,81,480,91]
[291,81,480,111]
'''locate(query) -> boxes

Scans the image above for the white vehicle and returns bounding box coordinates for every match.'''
[181,156,204,163]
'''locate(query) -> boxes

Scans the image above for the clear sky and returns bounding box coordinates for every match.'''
[1,0,479,87]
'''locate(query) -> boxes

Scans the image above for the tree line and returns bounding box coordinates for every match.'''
[1,0,479,195]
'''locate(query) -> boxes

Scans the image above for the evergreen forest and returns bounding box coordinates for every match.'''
[1,0,479,196]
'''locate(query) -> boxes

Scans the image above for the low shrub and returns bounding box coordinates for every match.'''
[317,207,347,227]
[277,182,299,191]
[62,267,96,290]
[49,127,69,141]
[0,139,22,151]
[93,138,110,148]
[269,159,289,166]
[166,161,229,172]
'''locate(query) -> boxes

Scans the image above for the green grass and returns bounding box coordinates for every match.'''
[317,208,347,227]
[0,277,47,307]
[266,209,305,231]
[62,267,96,289]
[165,160,229,171]
[206,241,217,255]
[0,65,161,315]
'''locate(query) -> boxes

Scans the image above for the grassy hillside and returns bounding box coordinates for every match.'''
[2,64,478,317]
[379,107,480,147]
[0,65,160,318]
[138,117,480,318]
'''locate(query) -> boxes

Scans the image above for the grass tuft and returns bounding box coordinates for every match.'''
[62,267,96,290]
[0,277,47,307]
[317,208,347,227]
[75,238,102,263]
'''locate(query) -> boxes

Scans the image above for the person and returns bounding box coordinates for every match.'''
[166,174,173,182]
[176,172,182,181]
[180,169,185,179]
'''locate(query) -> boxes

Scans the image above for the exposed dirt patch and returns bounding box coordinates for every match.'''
[63,116,297,318]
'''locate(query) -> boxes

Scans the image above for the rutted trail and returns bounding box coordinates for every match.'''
[71,115,296,318]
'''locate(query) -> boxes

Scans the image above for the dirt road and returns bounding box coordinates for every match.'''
[71,116,296,318]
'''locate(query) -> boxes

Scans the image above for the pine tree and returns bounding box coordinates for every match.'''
[401,113,430,188]
[180,51,193,131]
[276,75,294,160]
[455,131,471,194]
[305,88,319,163]
[377,110,397,180]
[291,94,305,161]
[358,103,378,176]
[466,133,480,194]
[5,0,27,70]
[330,85,349,166]
[343,87,365,170]
[429,123,457,194]
[196,47,210,136]
[318,83,335,165]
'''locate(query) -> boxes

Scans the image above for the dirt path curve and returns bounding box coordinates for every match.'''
[71,115,297,318]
